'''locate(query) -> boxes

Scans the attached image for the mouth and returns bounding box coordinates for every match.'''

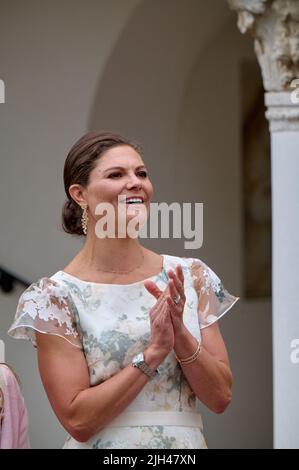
[124,197,145,205]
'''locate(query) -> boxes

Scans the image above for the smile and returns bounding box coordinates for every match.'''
[125,197,144,204]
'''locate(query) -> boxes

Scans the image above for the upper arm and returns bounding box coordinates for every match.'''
[36,331,90,433]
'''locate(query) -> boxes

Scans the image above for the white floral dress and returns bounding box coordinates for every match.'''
[8,254,239,449]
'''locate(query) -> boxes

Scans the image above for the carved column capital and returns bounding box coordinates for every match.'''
[228,0,299,130]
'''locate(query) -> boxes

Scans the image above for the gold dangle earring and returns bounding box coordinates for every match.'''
[81,203,88,235]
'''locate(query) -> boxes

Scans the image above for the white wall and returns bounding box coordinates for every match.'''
[0,0,272,448]
[176,22,272,448]
[0,0,141,280]
[0,0,142,449]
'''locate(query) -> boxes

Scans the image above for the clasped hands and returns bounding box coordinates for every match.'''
[144,264,186,333]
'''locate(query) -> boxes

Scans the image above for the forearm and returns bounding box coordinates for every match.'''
[68,346,164,442]
[174,325,232,413]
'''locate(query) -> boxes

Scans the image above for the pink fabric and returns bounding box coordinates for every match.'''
[0,365,30,449]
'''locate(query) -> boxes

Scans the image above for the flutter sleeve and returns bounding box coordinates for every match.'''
[190,258,240,329]
[7,277,82,349]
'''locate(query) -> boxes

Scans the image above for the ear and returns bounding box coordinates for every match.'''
[68,184,87,206]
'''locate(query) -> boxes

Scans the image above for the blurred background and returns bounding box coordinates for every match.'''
[0,0,277,449]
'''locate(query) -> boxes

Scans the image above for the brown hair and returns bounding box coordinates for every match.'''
[62,131,143,236]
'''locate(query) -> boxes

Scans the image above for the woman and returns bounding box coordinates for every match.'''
[8,131,239,449]
[0,363,31,448]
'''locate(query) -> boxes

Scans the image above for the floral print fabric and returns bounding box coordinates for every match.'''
[8,278,82,349]
[8,254,239,449]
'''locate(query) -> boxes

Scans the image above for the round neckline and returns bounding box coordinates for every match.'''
[56,254,167,287]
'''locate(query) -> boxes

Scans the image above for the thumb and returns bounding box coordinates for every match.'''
[143,280,164,299]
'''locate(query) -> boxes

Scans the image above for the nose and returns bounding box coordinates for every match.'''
[126,173,142,190]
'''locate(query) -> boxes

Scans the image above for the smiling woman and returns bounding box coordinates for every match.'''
[8,130,239,449]
[61,131,147,237]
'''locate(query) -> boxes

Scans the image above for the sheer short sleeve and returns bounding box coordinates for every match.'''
[190,258,239,329]
[7,277,83,349]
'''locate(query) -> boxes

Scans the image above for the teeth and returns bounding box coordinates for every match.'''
[126,198,143,204]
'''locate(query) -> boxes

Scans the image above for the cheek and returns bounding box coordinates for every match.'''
[145,180,154,199]
[89,182,117,200]
[86,184,112,215]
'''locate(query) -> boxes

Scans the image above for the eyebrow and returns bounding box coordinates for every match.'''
[103,165,147,174]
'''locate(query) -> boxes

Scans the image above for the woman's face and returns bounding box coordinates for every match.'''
[82,145,153,232]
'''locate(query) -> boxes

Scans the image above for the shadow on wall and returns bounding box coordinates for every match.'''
[87,0,232,202]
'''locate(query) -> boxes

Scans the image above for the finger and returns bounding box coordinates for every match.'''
[167,294,182,316]
[166,295,175,311]
[143,280,164,300]
[144,275,171,304]
[147,285,170,321]
[155,299,169,325]
[176,264,184,285]
[168,269,185,301]
[166,296,183,329]
[168,278,178,301]
[171,266,184,293]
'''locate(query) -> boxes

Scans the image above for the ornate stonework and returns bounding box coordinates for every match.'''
[228,0,299,130]
[228,0,299,91]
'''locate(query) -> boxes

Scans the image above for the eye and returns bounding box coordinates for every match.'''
[108,171,148,178]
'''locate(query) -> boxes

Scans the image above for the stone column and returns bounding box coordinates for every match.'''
[228,0,299,449]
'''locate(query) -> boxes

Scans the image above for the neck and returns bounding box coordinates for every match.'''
[77,232,145,273]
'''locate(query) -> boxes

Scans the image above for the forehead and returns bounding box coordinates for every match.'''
[95,145,144,173]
